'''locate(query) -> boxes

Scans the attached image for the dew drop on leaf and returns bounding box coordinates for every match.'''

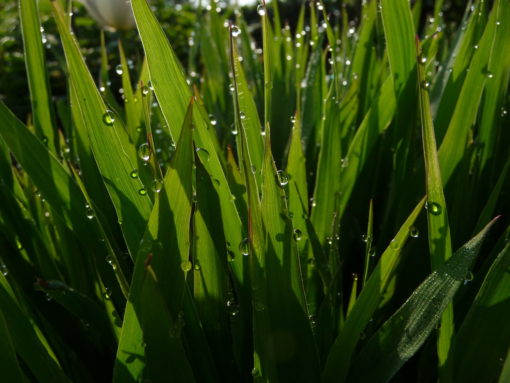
[138,143,150,162]
[102,110,115,126]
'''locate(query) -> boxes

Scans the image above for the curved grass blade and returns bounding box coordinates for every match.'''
[348,217,498,383]
[0,309,27,382]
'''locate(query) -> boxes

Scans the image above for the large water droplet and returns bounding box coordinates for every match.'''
[426,201,442,215]
[115,64,123,75]
[257,4,266,16]
[152,179,162,193]
[130,169,139,179]
[409,226,420,238]
[239,238,249,256]
[231,25,241,37]
[103,110,115,126]
[138,188,147,196]
[138,143,150,162]
[277,170,289,187]
[196,147,210,162]
[181,260,192,272]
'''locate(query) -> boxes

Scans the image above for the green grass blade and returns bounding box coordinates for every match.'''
[114,100,195,382]
[438,0,504,183]
[417,36,454,378]
[19,0,56,154]
[349,217,498,383]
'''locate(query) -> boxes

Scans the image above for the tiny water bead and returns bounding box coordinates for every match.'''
[231,25,241,37]
[293,229,302,241]
[426,201,442,215]
[102,110,115,126]
[138,143,150,162]
[130,169,139,179]
[152,179,163,193]
[240,111,246,120]
[409,226,420,238]
[85,204,95,220]
[252,3,264,17]
[1,263,8,277]
[106,255,117,270]
[209,115,217,126]
[464,271,474,285]
[239,238,250,256]
[276,170,289,187]
[115,64,123,75]
[104,287,112,300]
[181,260,193,272]
[141,85,150,96]
[138,188,147,196]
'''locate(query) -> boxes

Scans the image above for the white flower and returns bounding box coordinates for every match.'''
[77,0,136,30]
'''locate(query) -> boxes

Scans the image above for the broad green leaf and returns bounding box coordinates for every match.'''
[453,240,510,382]
[349,218,497,383]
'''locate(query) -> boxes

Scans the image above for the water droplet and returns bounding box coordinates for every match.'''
[390,239,400,249]
[138,188,147,196]
[231,25,241,37]
[195,147,210,162]
[130,169,138,179]
[240,111,246,120]
[421,56,427,64]
[276,170,289,187]
[115,64,123,75]
[181,260,192,272]
[341,157,349,168]
[239,238,250,256]
[1,263,8,277]
[104,287,112,300]
[293,229,302,241]
[102,110,115,126]
[194,263,201,271]
[151,179,162,193]
[142,85,150,96]
[209,115,217,126]
[501,108,508,117]
[257,4,266,16]
[464,271,474,285]
[425,201,442,215]
[421,80,430,89]
[138,143,150,162]
[474,45,479,50]
[486,71,493,79]
[361,234,370,243]
[309,315,317,328]
[409,226,420,238]
[85,204,94,220]
[290,115,296,124]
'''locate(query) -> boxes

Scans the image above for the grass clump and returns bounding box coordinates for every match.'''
[0,0,509,382]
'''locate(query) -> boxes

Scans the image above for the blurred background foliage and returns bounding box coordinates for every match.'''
[1,0,474,122]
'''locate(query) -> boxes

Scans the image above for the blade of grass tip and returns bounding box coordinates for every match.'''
[322,199,425,383]
[362,200,374,286]
[348,217,499,383]
[417,37,454,380]
[118,39,140,142]
[262,0,272,133]
[52,1,153,256]
[453,239,510,382]
[19,0,57,154]
[114,99,195,382]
